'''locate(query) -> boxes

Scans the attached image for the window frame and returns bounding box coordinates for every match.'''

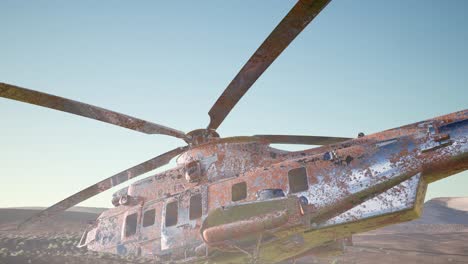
[124,212,138,237]
[142,208,156,228]
[189,193,203,220]
[287,167,309,193]
[231,181,247,202]
[165,201,178,227]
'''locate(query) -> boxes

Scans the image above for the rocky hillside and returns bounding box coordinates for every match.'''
[325,197,468,264]
[0,207,107,236]
[369,197,468,235]
[417,197,468,224]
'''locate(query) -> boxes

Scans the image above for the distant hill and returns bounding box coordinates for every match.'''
[0,207,107,235]
[369,197,468,235]
[418,197,468,224]
[331,197,468,264]
[389,197,468,225]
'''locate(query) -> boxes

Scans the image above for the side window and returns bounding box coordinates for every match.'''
[142,209,155,227]
[124,213,138,237]
[189,194,203,220]
[165,201,178,227]
[288,167,308,193]
[232,182,247,202]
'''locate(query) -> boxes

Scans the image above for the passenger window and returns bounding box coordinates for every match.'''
[189,194,202,220]
[165,201,178,227]
[288,167,308,193]
[232,182,247,202]
[124,213,138,237]
[142,209,155,227]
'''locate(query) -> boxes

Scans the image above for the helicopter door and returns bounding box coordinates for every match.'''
[139,201,163,257]
[161,196,183,252]
[160,187,207,256]
[119,206,142,256]
[183,187,206,257]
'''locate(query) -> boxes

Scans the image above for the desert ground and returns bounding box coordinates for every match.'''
[1,198,468,264]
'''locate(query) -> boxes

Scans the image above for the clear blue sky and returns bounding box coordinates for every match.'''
[1,1,467,208]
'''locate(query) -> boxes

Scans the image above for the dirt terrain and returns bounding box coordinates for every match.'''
[303,197,468,264]
[1,198,468,264]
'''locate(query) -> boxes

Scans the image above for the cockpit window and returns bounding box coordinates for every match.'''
[288,167,308,193]
[189,194,203,220]
[142,209,155,227]
[124,213,138,237]
[165,201,178,227]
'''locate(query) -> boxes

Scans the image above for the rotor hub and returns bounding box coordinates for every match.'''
[187,129,220,145]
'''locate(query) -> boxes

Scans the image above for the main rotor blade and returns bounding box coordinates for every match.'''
[0,82,190,142]
[18,146,188,228]
[255,134,351,145]
[207,0,331,130]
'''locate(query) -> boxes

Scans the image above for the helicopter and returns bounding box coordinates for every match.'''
[1,0,467,263]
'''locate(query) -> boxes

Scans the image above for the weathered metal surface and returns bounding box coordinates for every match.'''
[320,173,426,228]
[177,137,289,182]
[0,82,190,141]
[202,211,288,244]
[254,134,352,145]
[79,109,467,263]
[207,0,331,130]
[200,197,301,246]
[18,146,188,228]
[2,0,467,262]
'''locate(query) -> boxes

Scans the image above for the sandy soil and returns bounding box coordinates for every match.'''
[1,197,468,264]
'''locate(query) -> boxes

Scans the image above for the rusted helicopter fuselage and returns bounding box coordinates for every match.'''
[79,109,467,263]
